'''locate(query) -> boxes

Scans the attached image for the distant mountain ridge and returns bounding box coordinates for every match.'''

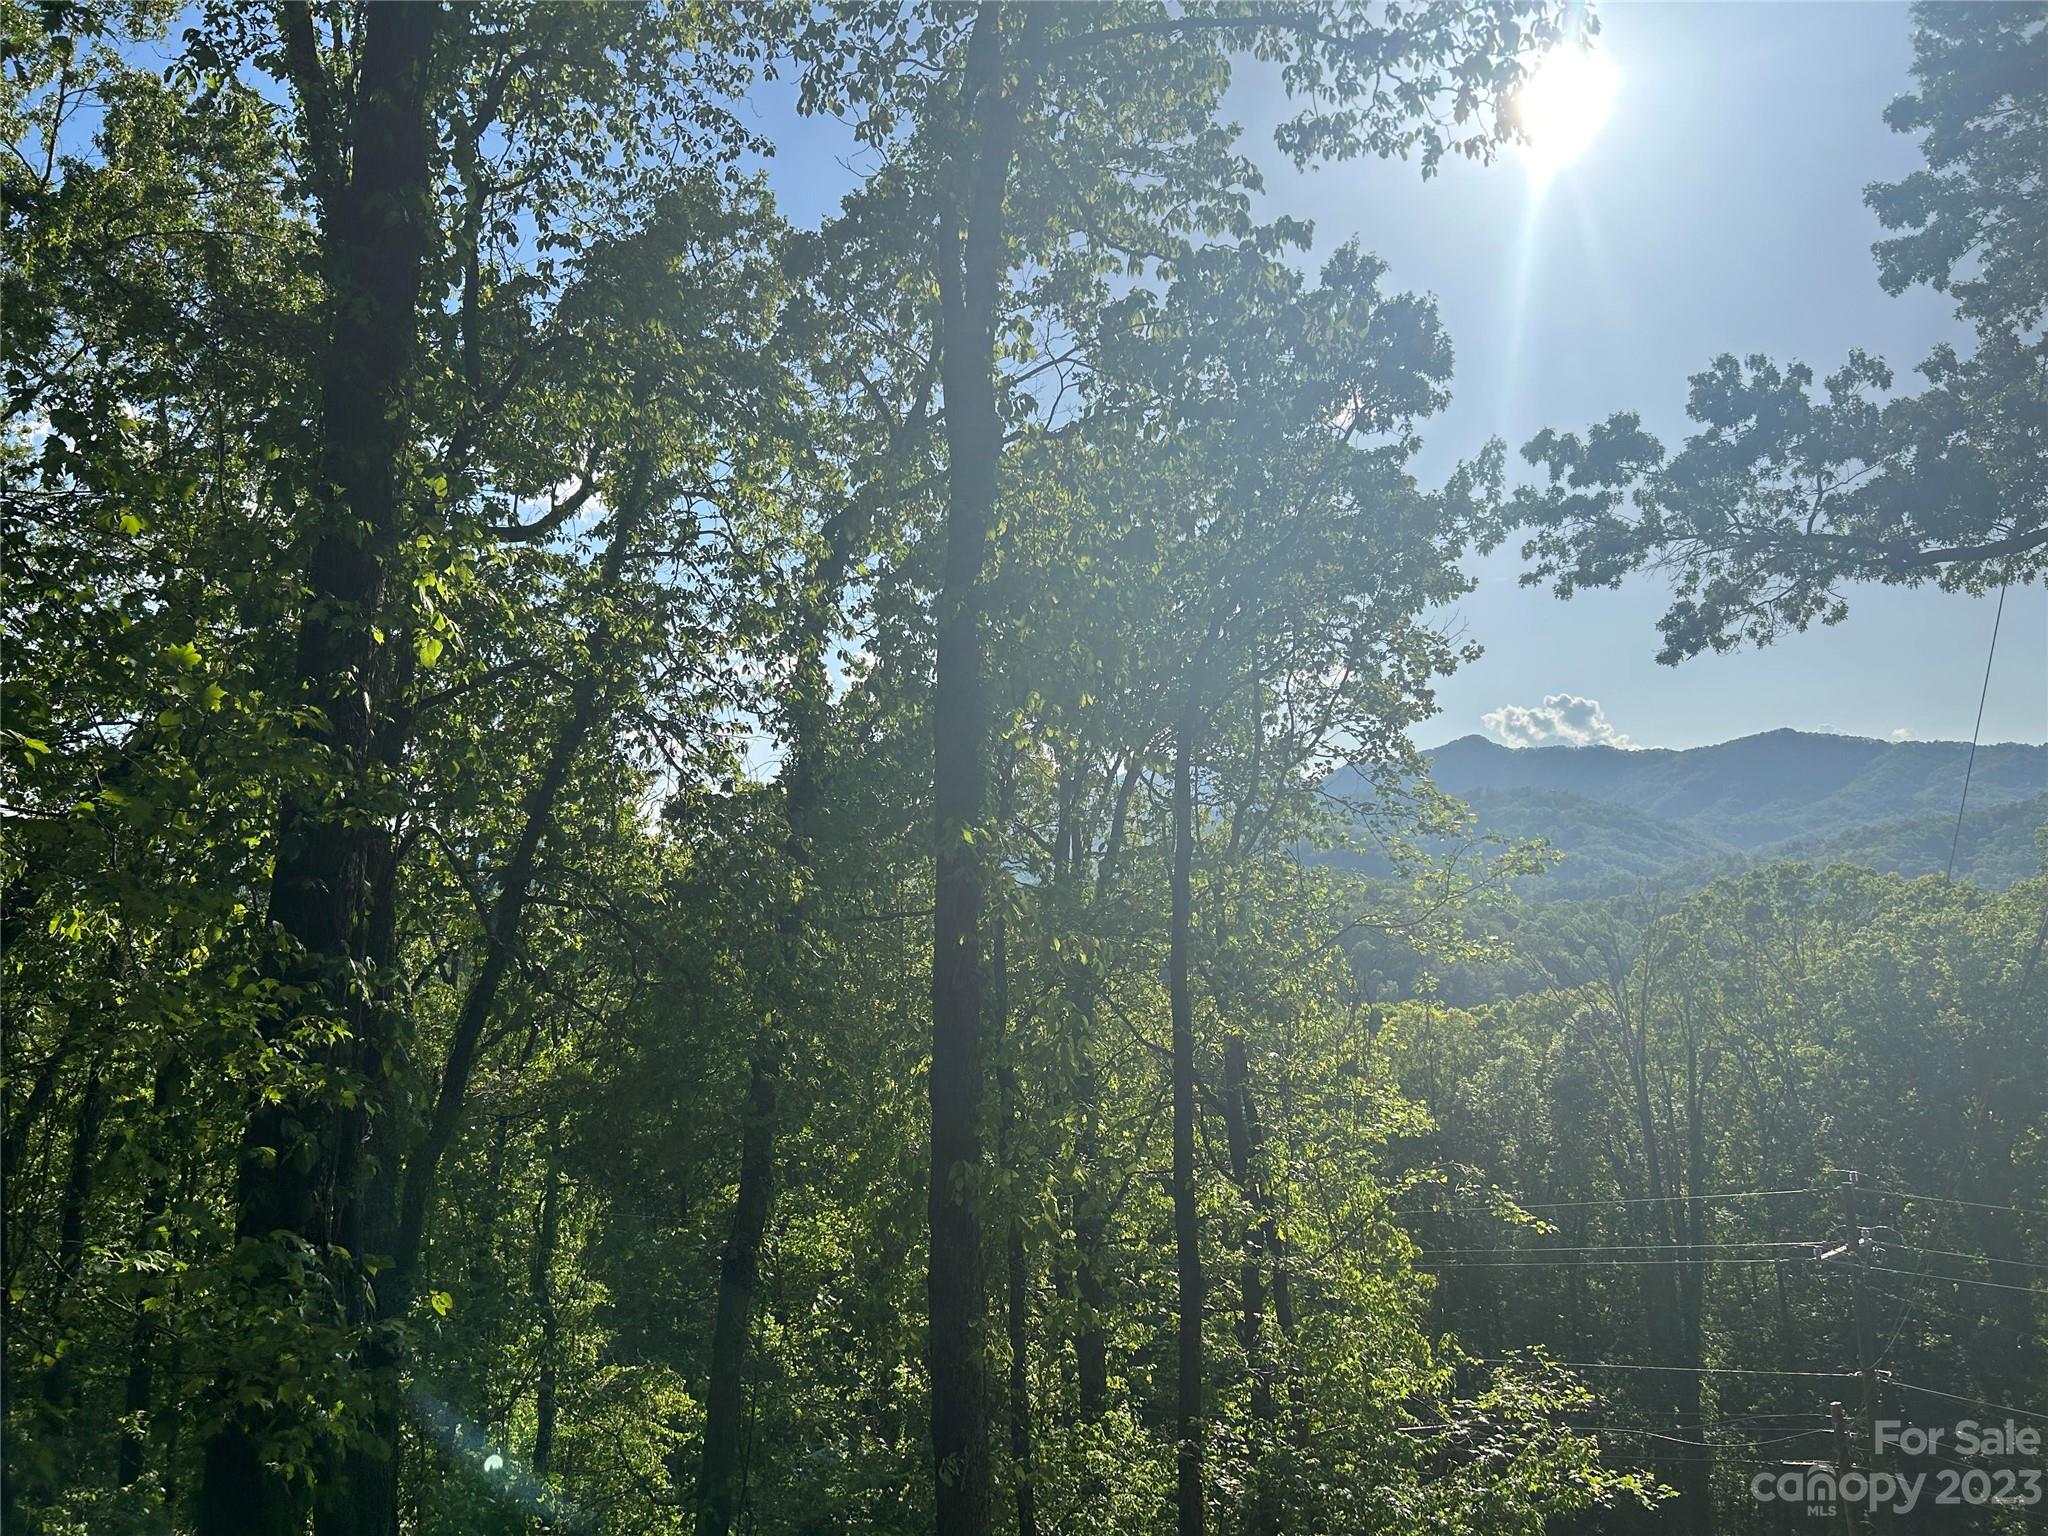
[1326,730,2047,899]
[1423,729,2047,851]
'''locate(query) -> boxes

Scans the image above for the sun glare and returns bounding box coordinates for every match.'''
[1512,42,1618,182]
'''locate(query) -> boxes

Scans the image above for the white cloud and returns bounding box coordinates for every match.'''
[1890,726,1916,742]
[1481,693,1635,750]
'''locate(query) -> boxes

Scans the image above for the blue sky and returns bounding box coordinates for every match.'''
[755,3,2045,751]
[1235,0,2047,752]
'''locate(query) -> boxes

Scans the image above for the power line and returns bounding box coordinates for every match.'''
[1705,1411,1836,1425]
[1418,1240,1824,1258]
[1889,1379,2048,1426]
[1863,1279,1999,1338]
[1395,1419,1837,1452]
[1630,1457,1834,1473]
[1422,1257,1818,1269]
[1882,1241,2048,1275]
[1475,1359,1854,1379]
[1858,1262,2048,1299]
[1872,1261,1924,1369]
[1947,573,2010,882]
[1394,1186,1825,1218]
[1866,1185,2048,1222]
[1595,1425,1833,1451]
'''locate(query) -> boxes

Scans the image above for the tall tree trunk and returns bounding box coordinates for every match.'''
[1070,1111,1112,1419]
[198,9,438,1530]
[1170,698,1205,1536]
[3,1058,107,1536]
[320,466,652,1536]
[1,1037,69,1250]
[1677,1019,1712,1536]
[392,464,649,1282]
[1003,1198,1036,1536]
[1055,775,1111,1420]
[990,807,1037,1536]
[38,1062,106,1413]
[1066,795,1114,1418]
[118,1055,186,1488]
[315,645,415,1536]
[697,1053,775,1536]
[696,485,874,1531]
[928,11,1044,1534]
[1221,1035,1280,1536]
[1622,1000,1709,1536]
[531,1156,562,1485]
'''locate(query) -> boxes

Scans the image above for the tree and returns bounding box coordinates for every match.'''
[29,7,2032,1535]
[790,9,1570,1529]
[1084,232,1491,1535]
[1502,3,2046,663]
[193,12,440,1527]
[1380,862,2048,1533]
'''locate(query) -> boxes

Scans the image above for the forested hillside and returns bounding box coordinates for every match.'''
[1426,732,2047,849]
[1334,733,2048,899]
[4,4,2043,1536]
[1383,866,2048,1536]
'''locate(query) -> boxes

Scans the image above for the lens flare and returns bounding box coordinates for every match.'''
[1511,43,1618,182]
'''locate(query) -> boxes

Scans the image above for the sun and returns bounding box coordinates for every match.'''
[1510,42,1618,182]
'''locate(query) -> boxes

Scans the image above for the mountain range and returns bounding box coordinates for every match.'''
[1337,730,2048,900]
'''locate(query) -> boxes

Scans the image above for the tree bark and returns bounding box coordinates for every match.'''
[392,461,649,1292]
[1677,1017,1712,1536]
[198,8,438,1530]
[1070,1052,1111,1418]
[119,1056,184,1488]
[1050,774,1111,1420]
[1170,698,1205,1536]
[319,464,652,1536]
[928,11,1045,1535]
[1004,1201,1037,1536]
[315,642,415,1536]
[1221,1035,1282,1536]
[531,1156,563,1484]
[1,1037,69,1247]
[991,823,1037,1536]
[695,486,878,1531]
[38,1062,106,1413]
[696,1052,776,1536]
[1617,990,1710,1536]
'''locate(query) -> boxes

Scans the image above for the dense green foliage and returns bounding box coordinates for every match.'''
[3,5,2042,1536]
[1385,864,2048,1535]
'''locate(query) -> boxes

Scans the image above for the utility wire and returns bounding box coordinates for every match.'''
[1595,1426,1833,1451]
[1418,1240,1824,1258]
[1867,1185,2048,1221]
[1863,1279,2000,1338]
[1422,1256,1818,1269]
[1400,1181,2044,1223]
[1857,1262,2048,1299]
[1882,1241,2048,1275]
[1889,1379,2048,1425]
[1395,1186,1824,1217]
[1872,1252,1926,1369]
[1947,573,2010,882]
[1475,1360,1855,1379]
[1394,1420,1835,1456]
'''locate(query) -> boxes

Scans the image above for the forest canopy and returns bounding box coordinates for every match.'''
[3,5,2043,1536]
